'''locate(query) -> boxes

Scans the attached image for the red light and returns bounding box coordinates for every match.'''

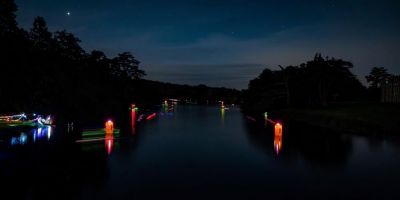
[146,113,157,120]
[131,110,136,135]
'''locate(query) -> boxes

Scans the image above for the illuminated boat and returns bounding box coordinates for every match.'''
[36,115,54,126]
[0,114,36,128]
[0,113,53,128]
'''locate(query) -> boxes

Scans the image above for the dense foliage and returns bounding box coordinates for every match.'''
[242,54,367,115]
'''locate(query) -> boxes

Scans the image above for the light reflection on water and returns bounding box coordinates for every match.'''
[1,106,400,199]
[8,126,53,146]
[131,109,136,135]
[10,133,27,145]
[105,134,114,155]
[274,123,283,155]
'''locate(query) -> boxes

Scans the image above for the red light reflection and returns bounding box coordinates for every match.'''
[131,109,136,135]
[105,134,114,155]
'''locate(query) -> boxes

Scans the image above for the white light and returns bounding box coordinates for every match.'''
[47,126,52,140]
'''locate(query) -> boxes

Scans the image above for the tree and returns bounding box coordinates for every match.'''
[365,67,391,88]
[388,75,400,84]
[243,68,287,114]
[302,54,358,106]
[87,50,112,81]
[242,54,365,115]
[90,50,107,62]
[30,16,52,50]
[54,30,85,60]
[0,0,18,35]
[111,52,146,80]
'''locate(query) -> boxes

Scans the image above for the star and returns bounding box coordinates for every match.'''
[66,11,71,16]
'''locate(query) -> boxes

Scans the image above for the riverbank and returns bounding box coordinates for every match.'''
[276,103,400,134]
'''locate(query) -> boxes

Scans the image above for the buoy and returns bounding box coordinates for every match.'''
[105,120,114,134]
[274,123,283,136]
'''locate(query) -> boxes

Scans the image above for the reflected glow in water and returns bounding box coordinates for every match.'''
[163,101,168,112]
[33,131,36,143]
[10,133,27,145]
[3,106,400,199]
[47,126,52,140]
[274,123,283,155]
[9,126,53,145]
[131,109,136,135]
[37,127,42,137]
[264,112,268,126]
[105,134,114,155]
[162,102,175,117]
[34,127,45,142]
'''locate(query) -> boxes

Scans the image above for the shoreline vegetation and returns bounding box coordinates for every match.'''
[276,103,400,134]
[242,54,399,134]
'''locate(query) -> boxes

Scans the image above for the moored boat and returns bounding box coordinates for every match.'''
[0,113,53,128]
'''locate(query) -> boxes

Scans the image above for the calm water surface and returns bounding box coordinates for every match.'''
[1,105,400,199]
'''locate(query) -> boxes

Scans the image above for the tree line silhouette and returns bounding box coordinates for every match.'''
[0,0,240,123]
[3,0,395,123]
[242,53,398,116]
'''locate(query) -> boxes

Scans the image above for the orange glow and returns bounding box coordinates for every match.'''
[105,120,114,134]
[274,135,282,155]
[105,134,114,155]
[274,123,282,136]
[274,123,283,154]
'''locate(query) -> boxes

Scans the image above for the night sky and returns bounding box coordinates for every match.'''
[16,0,400,89]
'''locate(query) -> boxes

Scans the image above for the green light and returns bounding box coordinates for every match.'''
[82,129,120,138]
[82,131,104,137]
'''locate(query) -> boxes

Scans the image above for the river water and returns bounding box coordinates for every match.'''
[1,105,400,199]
